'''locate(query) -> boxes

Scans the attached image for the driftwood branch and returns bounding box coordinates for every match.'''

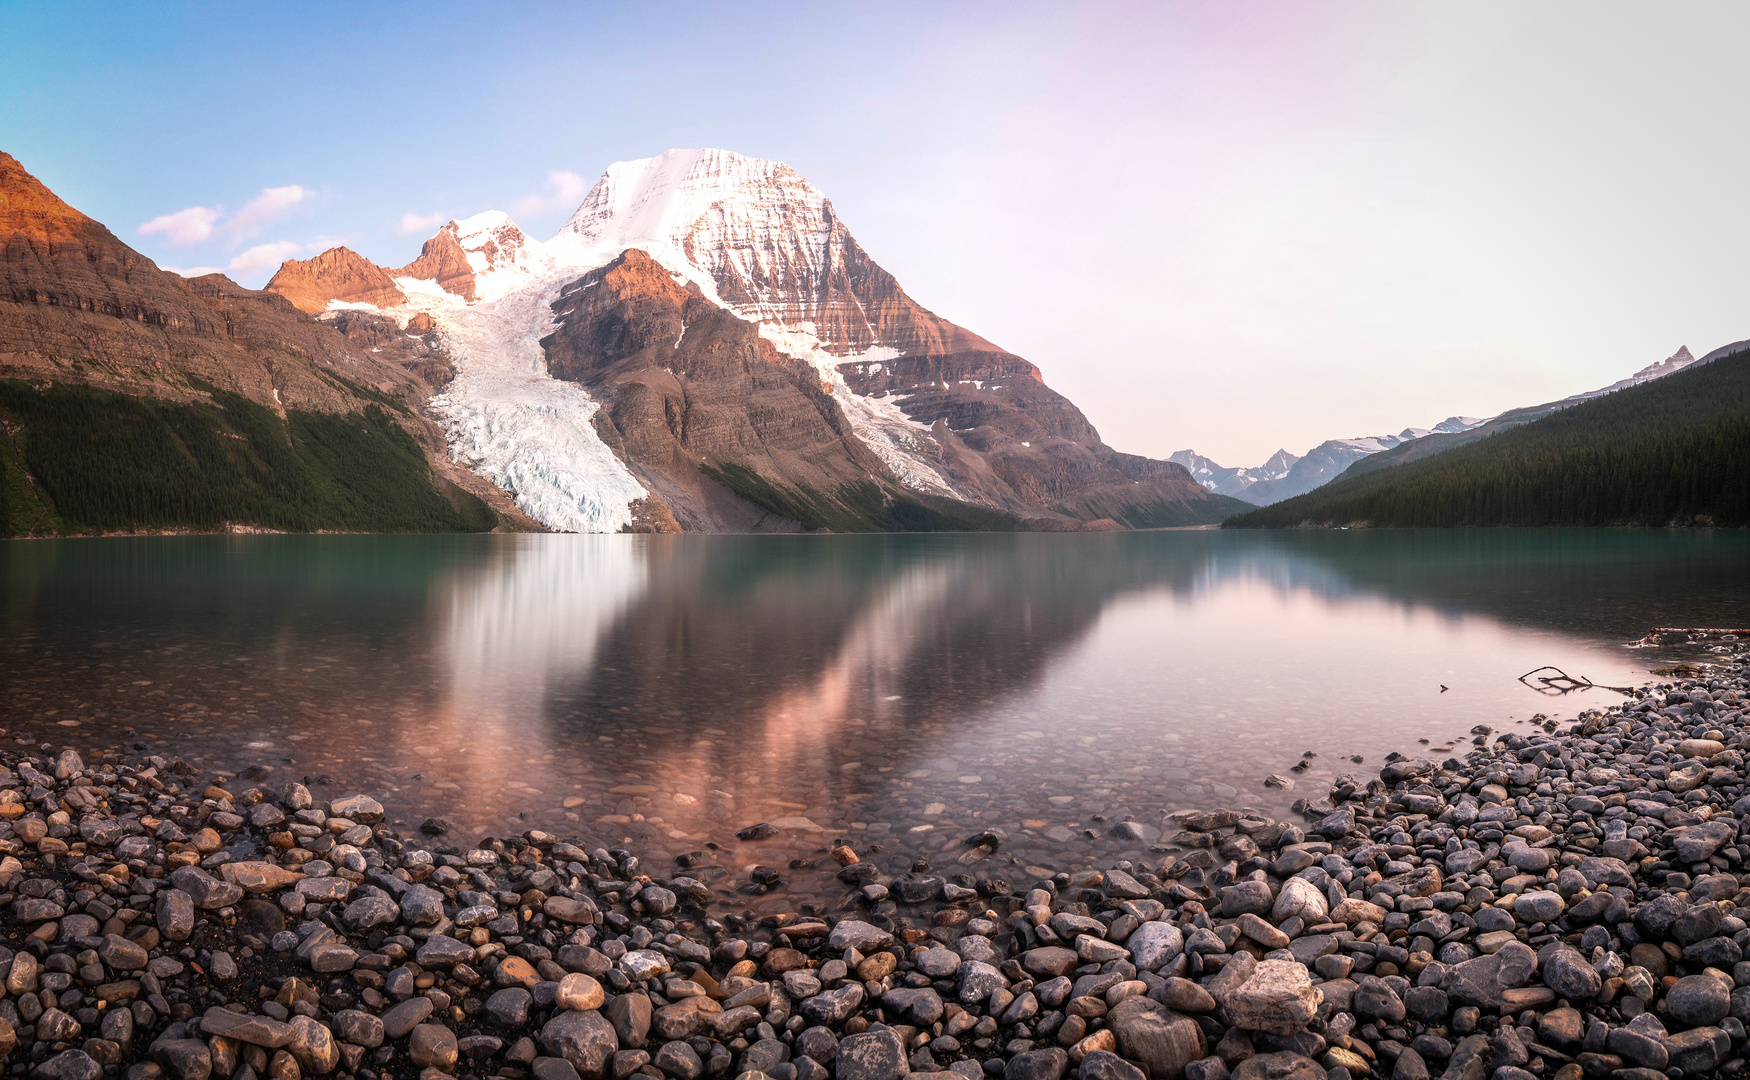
[1518,665,1634,696]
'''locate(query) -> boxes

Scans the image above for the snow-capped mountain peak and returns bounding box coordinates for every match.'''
[556,149,815,261]
[451,211,537,272]
[1579,345,1699,399]
[265,147,1226,535]
[1258,449,1299,480]
[548,148,884,351]
[1166,447,1301,497]
[546,148,997,362]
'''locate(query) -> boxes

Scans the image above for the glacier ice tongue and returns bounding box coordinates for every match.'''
[412,276,648,533]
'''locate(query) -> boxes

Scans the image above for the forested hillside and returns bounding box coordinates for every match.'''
[0,380,497,536]
[1224,350,1750,528]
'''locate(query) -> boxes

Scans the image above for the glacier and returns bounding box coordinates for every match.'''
[400,265,650,534]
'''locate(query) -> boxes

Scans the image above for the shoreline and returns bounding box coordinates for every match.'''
[1,641,1747,1080]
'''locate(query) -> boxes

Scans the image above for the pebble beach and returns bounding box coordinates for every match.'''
[1,637,1747,1080]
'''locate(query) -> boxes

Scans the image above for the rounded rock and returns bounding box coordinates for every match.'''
[557,972,606,1012]
[408,1024,459,1072]
[542,1010,619,1078]
[1666,974,1731,1028]
[1107,997,1207,1080]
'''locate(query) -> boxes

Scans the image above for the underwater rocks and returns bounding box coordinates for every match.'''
[1,643,1749,1080]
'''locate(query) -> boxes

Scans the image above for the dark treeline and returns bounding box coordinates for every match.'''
[1226,351,1750,528]
[700,462,1020,532]
[0,380,496,537]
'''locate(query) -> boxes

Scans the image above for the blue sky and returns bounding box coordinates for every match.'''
[6,2,1750,464]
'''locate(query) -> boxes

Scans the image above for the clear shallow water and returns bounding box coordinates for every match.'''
[2,529,1746,912]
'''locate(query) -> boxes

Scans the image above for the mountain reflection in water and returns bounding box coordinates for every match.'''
[3,530,1744,909]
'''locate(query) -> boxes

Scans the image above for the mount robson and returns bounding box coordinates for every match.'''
[0,148,1246,537]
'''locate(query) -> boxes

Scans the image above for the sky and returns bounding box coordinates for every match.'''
[4,2,1748,466]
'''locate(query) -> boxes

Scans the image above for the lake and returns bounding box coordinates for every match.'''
[3,529,1745,912]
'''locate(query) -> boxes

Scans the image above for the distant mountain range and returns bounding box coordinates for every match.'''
[1226,344,1750,528]
[1177,345,1722,507]
[1171,416,1486,505]
[0,148,1247,536]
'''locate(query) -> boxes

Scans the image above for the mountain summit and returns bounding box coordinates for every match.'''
[264,148,1245,533]
[550,148,996,358]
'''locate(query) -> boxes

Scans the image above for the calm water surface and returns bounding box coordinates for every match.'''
[3,529,1746,910]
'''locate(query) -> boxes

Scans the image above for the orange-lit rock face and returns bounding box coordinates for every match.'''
[266,247,404,314]
[393,228,475,302]
[0,152,425,414]
[2,150,224,335]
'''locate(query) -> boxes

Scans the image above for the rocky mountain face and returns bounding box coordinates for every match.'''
[1590,345,1698,395]
[266,148,1246,533]
[0,151,424,413]
[542,249,902,531]
[320,308,456,391]
[395,229,476,301]
[555,150,999,359]
[265,247,405,315]
[0,151,533,533]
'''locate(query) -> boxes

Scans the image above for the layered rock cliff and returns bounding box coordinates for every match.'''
[265,247,405,316]
[0,151,534,534]
[541,249,1016,531]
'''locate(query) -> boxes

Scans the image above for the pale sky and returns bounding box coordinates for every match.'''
[5,2,1747,465]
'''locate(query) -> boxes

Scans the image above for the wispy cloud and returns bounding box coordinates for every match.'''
[140,206,221,246]
[161,241,303,282]
[226,185,311,239]
[511,170,587,216]
[137,184,312,247]
[228,240,304,278]
[400,210,447,235]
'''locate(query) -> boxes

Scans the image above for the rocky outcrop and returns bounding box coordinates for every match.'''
[541,249,928,531]
[392,228,475,301]
[265,247,404,315]
[318,308,457,390]
[0,151,539,534]
[0,152,418,414]
[837,352,1242,528]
